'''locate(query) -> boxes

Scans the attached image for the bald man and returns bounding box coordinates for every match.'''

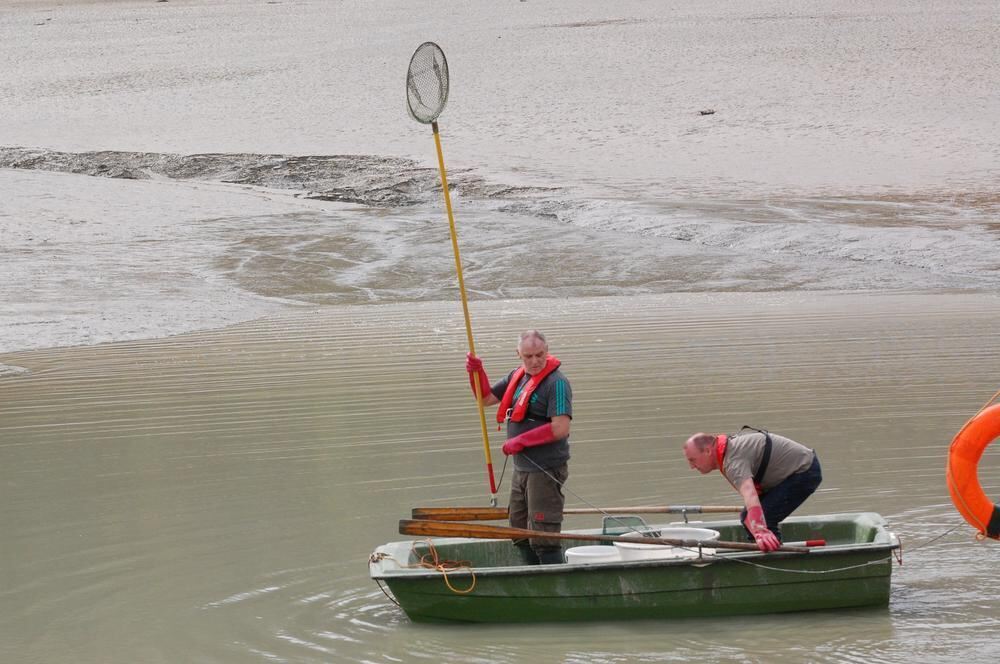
[683,428,822,552]
[466,330,572,565]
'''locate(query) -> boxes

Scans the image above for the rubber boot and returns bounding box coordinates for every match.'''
[536,548,565,565]
[515,543,540,565]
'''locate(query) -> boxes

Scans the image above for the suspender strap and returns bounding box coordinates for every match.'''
[740,425,773,492]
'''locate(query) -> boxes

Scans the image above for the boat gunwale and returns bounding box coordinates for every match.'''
[371,543,899,580]
[370,512,900,581]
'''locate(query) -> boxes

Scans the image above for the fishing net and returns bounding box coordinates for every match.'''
[406,42,449,124]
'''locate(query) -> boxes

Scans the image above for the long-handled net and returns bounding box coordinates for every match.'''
[406,42,498,506]
[406,42,449,125]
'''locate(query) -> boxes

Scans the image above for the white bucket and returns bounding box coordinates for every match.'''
[613,527,720,561]
[564,545,622,564]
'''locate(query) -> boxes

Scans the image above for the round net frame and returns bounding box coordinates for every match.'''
[406,42,449,124]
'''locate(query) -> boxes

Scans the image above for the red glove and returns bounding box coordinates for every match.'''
[502,423,555,456]
[465,353,491,401]
[745,505,781,552]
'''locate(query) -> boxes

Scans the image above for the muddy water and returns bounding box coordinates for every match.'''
[2,292,999,662]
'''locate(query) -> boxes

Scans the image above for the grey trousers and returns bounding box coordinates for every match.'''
[509,464,568,555]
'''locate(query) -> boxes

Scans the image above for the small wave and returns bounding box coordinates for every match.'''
[203,585,284,608]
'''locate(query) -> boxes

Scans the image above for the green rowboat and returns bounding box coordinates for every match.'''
[369,512,900,623]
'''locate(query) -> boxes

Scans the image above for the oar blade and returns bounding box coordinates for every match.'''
[411,506,509,521]
[399,519,525,540]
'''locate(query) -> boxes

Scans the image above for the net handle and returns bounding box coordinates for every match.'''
[431,121,498,503]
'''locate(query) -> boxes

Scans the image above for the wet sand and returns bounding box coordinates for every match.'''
[2,292,999,662]
[5,0,998,197]
[4,0,1000,354]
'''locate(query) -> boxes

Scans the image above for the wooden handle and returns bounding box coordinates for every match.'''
[398,519,811,553]
[410,505,744,522]
[569,506,743,514]
[411,507,509,521]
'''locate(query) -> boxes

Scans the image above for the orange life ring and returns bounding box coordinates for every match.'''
[947,402,1000,539]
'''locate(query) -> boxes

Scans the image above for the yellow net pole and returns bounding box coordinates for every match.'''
[432,121,498,505]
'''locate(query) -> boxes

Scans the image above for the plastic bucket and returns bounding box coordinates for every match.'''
[613,527,720,561]
[564,545,622,564]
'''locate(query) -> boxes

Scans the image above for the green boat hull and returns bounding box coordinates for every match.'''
[369,512,899,623]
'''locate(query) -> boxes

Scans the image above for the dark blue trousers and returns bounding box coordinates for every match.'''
[740,454,822,541]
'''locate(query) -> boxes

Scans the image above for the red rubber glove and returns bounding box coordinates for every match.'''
[465,353,491,401]
[745,505,781,552]
[501,423,555,456]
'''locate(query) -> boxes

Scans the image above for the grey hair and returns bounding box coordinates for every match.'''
[686,433,717,451]
[518,329,547,347]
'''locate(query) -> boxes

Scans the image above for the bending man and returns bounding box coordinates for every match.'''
[682,427,822,552]
[466,330,572,565]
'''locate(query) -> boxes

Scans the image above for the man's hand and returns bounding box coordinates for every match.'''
[745,505,781,552]
[465,353,491,401]
[501,423,555,456]
[501,438,524,456]
[753,528,781,552]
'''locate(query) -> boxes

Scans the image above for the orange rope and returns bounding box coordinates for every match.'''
[409,540,477,594]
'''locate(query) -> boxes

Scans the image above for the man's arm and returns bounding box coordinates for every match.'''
[737,477,762,511]
[465,353,500,406]
[738,478,781,552]
[550,414,571,440]
[500,414,571,456]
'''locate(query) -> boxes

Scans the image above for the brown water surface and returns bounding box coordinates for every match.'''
[2,292,999,662]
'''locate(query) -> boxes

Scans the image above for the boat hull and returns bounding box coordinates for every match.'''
[370,512,899,623]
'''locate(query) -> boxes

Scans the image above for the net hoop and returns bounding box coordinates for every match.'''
[406,42,450,124]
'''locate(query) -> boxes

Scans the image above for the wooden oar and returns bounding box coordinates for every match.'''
[411,507,509,521]
[411,505,743,521]
[398,519,811,553]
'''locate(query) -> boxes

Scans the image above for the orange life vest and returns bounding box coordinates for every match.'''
[715,429,772,495]
[496,356,561,425]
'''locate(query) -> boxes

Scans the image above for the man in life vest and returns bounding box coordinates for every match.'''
[466,330,572,565]
[682,428,822,552]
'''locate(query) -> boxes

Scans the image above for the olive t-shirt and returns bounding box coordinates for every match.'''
[722,431,814,491]
[492,368,572,472]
